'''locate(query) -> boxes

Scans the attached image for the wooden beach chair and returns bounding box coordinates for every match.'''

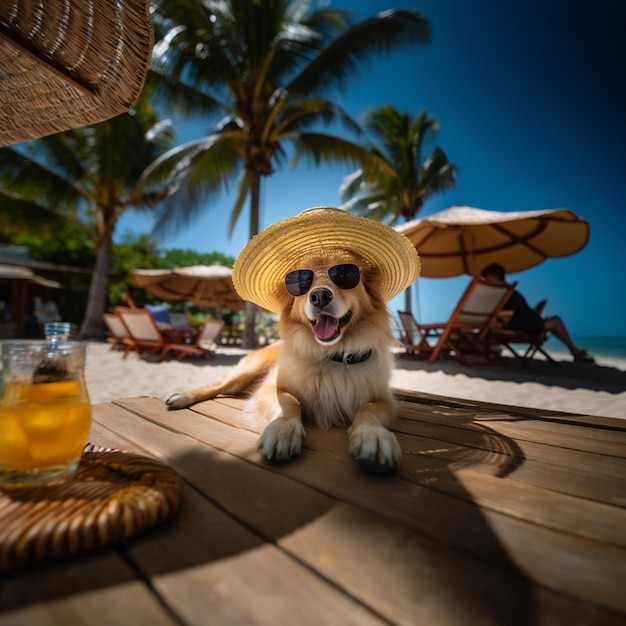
[397,310,443,359]
[115,306,175,361]
[161,318,225,361]
[169,311,193,330]
[406,276,517,365]
[102,312,137,358]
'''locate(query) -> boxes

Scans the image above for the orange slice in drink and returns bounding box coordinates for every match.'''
[20,380,81,402]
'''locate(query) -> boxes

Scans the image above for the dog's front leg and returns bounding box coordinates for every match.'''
[256,389,306,462]
[348,399,401,473]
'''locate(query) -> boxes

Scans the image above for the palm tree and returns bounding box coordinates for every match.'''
[340,105,457,311]
[140,0,431,346]
[0,97,174,338]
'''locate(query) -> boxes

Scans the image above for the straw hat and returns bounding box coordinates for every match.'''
[233,207,421,314]
[0,0,153,147]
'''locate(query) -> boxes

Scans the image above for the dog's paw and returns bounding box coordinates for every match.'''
[257,418,306,462]
[165,392,195,410]
[348,423,401,474]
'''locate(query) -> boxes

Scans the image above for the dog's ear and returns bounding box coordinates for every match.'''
[273,285,294,311]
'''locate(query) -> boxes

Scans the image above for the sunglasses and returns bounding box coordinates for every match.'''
[284,263,361,297]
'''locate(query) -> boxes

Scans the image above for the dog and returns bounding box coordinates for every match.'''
[165,207,420,473]
[166,249,402,472]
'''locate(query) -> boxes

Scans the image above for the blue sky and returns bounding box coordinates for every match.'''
[117,0,625,338]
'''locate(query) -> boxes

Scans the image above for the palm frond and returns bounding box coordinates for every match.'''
[228,171,252,237]
[146,134,245,239]
[421,147,458,192]
[25,133,87,182]
[292,133,392,176]
[0,147,83,208]
[274,98,363,139]
[289,9,430,96]
[146,70,228,119]
[339,169,365,203]
[0,192,67,233]
[340,192,402,224]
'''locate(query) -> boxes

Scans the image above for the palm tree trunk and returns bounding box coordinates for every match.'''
[79,231,112,340]
[243,175,261,349]
[404,284,412,313]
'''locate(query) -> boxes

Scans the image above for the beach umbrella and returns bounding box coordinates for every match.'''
[129,265,245,311]
[395,205,589,278]
[0,0,153,147]
[0,264,63,289]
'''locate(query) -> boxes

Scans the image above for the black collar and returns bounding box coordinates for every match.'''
[328,349,373,365]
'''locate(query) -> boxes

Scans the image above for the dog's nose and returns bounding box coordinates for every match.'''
[309,287,333,308]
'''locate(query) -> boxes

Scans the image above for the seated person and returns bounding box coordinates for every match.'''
[33,296,61,323]
[481,263,594,363]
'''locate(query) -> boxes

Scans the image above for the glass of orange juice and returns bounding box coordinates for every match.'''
[0,341,91,487]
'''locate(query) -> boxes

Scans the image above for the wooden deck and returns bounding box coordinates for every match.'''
[1,390,625,625]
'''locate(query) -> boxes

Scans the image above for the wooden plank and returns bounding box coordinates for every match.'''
[272,449,626,613]
[191,396,626,509]
[113,397,626,546]
[475,413,626,446]
[474,419,626,455]
[281,504,625,626]
[92,406,390,624]
[296,426,626,547]
[396,401,626,454]
[105,398,626,614]
[394,408,626,479]
[91,415,272,567]
[393,430,626,507]
[393,388,626,431]
[0,551,176,626]
[9,395,625,625]
[99,400,337,542]
[125,483,382,625]
[151,543,386,625]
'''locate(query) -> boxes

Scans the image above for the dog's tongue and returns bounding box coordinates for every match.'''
[312,315,339,341]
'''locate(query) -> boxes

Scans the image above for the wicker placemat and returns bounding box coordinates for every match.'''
[0,444,183,573]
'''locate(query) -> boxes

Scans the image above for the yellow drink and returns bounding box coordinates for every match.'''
[0,380,91,482]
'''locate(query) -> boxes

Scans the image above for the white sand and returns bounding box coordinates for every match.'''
[85,341,626,420]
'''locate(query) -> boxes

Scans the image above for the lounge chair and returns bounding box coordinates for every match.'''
[169,311,192,330]
[397,310,442,358]
[102,312,136,358]
[489,299,558,365]
[161,318,225,361]
[399,276,517,365]
[115,306,173,361]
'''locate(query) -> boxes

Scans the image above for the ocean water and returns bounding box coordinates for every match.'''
[545,336,626,360]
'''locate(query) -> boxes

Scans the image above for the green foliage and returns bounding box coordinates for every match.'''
[159,248,235,269]
[14,220,95,268]
[108,235,161,307]
[9,222,94,324]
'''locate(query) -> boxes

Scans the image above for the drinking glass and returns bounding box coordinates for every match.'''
[0,341,91,487]
[43,322,78,341]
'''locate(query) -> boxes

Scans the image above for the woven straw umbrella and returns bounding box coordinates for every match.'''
[0,0,153,146]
